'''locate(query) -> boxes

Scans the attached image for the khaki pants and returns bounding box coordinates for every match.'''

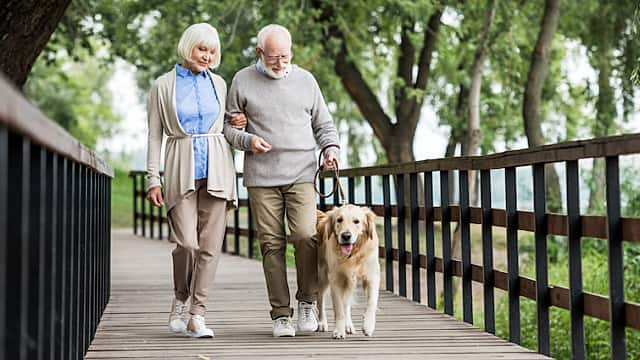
[248,183,318,319]
[168,179,227,316]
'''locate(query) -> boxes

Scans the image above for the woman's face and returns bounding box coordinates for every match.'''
[186,44,216,74]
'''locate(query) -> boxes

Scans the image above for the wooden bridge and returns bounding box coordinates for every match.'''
[1,75,639,360]
[85,229,548,359]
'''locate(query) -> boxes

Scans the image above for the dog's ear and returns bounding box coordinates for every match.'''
[316,208,334,244]
[365,207,378,240]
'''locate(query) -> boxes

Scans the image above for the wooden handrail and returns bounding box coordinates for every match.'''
[319,132,640,177]
[0,73,113,177]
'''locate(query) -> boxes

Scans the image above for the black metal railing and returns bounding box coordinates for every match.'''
[0,75,112,360]
[130,133,640,360]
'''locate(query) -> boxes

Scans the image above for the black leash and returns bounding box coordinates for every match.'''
[313,145,346,205]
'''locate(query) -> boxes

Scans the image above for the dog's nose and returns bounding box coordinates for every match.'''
[341,232,352,242]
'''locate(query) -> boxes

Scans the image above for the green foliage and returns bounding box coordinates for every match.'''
[24,41,120,149]
[111,167,134,228]
[493,235,640,359]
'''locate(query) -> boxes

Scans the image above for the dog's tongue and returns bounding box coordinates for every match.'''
[340,244,354,255]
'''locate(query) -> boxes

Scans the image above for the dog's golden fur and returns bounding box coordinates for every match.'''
[316,205,380,338]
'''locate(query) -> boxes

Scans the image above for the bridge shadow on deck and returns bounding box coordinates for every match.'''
[86,229,549,360]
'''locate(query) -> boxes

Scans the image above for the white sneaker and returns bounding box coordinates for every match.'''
[272,317,296,337]
[297,301,318,332]
[168,298,188,334]
[187,314,214,338]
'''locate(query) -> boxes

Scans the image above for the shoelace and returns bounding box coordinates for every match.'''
[174,302,186,317]
[301,305,314,320]
[276,317,291,327]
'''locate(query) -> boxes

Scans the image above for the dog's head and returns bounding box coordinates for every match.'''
[321,204,377,257]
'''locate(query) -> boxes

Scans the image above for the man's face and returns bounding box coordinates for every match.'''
[258,34,292,79]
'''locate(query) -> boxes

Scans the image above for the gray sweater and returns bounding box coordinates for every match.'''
[224,64,339,187]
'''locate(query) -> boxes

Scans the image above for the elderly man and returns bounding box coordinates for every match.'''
[224,24,339,337]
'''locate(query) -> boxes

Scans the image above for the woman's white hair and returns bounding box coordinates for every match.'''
[256,24,291,49]
[177,23,221,69]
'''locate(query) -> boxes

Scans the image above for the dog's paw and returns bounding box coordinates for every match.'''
[345,322,354,334]
[362,317,375,336]
[317,320,328,332]
[332,329,346,339]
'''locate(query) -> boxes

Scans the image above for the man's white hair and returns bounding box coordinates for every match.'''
[177,23,221,69]
[256,24,292,49]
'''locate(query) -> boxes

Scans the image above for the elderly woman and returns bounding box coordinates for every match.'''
[146,23,242,338]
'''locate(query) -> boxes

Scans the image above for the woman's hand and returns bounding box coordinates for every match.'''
[230,113,247,129]
[146,186,164,207]
[250,136,272,154]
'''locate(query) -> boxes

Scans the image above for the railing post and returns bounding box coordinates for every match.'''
[534,164,550,355]
[28,146,46,359]
[132,173,138,235]
[6,135,30,359]
[140,175,146,237]
[382,174,393,292]
[505,166,520,344]
[440,170,453,315]
[0,127,7,360]
[234,175,240,255]
[566,161,584,358]
[459,170,472,324]
[45,152,56,357]
[424,171,436,309]
[396,173,406,297]
[364,175,372,207]
[348,177,355,204]
[605,156,626,360]
[480,169,494,333]
[58,156,68,360]
[410,173,420,302]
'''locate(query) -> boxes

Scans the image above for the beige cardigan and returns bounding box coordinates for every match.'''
[146,68,237,211]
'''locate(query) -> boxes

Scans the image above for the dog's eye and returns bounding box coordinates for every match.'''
[353,219,360,224]
[336,217,343,223]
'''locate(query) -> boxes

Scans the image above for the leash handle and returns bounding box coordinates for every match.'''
[314,145,346,205]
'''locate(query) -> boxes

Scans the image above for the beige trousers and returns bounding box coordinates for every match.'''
[168,179,226,316]
[248,183,318,319]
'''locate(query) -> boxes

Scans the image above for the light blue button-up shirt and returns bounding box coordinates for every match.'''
[175,64,220,180]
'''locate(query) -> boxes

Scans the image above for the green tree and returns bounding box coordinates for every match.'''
[24,42,120,149]
[0,0,72,88]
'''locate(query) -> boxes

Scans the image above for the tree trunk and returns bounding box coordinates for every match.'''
[587,46,616,213]
[0,1,72,88]
[451,0,496,263]
[522,0,562,212]
[312,1,443,166]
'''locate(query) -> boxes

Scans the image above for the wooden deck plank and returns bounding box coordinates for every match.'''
[86,229,550,359]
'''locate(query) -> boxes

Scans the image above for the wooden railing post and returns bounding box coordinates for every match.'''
[480,169,495,334]
[459,170,472,324]
[505,166,520,344]
[533,163,550,355]
[440,170,453,316]
[566,160,584,358]
[606,156,626,360]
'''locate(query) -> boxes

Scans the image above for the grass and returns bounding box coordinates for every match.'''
[111,167,133,228]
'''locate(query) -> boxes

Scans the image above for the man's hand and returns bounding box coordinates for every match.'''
[230,113,247,129]
[323,150,338,170]
[146,186,164,207]
[251,136,272,154]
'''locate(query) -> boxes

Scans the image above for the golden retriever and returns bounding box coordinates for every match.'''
[316,204,380,339]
